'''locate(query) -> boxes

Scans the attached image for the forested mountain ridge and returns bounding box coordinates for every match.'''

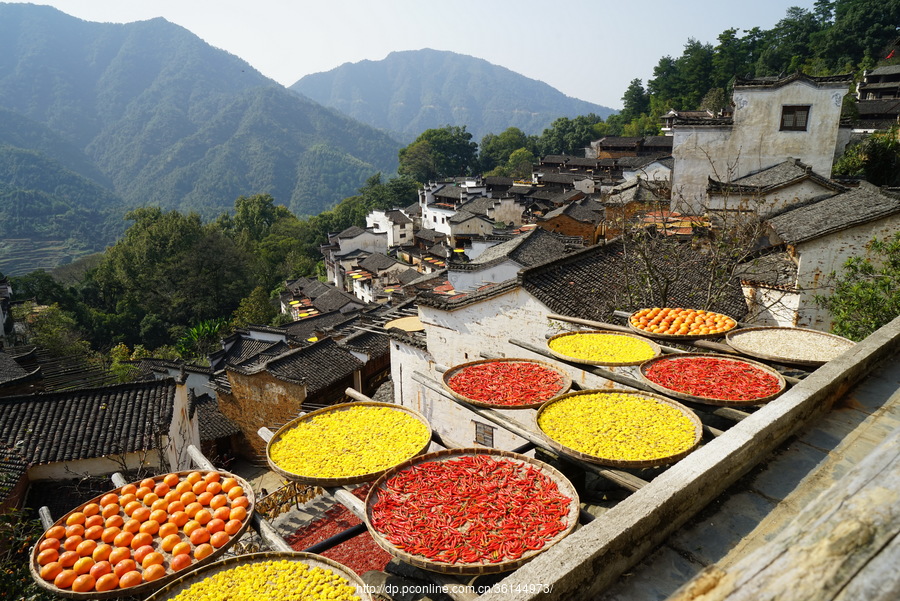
[291,48,617,142]
[0,3,401,273]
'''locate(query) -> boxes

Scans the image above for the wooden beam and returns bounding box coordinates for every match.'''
[412,371,648,492]
[669,427,900,601]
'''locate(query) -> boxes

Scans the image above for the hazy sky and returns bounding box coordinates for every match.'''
[27,1,815,109]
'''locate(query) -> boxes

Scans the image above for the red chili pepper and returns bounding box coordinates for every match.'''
[370,456,572,566]
[644,356,781,401]
[447,361,565,406]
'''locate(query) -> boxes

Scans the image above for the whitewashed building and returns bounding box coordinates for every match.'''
[672,73,852,212]
[742,182,900,329]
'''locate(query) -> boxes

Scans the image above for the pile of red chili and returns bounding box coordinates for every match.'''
[369,454,573,565]
[446,361,565,406]
[643,355,782,401]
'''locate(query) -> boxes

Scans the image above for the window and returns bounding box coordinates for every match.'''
[474,421,495,447]
[780,105,810,131]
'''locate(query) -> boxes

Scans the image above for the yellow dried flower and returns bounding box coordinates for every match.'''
[269,406,430,479]
[537,392,697,462]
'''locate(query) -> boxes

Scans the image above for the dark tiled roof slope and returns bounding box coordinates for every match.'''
[264,339,363,394]
[340,330,391,355]
[313,288,366,313]
[767,182,900,244]
[360,252,399,272]
[0,379,175,466]
[736,252,798,288]
[283,312,359,341]
[709,159,844,193]
[0,352,29,384]
[192,394,241,441]
[0,447,28,504]
[521,241,747,322]
[734,72,852,88]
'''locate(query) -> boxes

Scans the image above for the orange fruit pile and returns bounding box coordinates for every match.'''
[35,471,251,593]
[630,307,737,337]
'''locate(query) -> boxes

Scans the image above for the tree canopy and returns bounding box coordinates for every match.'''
[398,126,479,182]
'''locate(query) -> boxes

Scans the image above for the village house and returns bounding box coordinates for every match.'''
[0,379,197,508]
[741,182,900,330]
[366,209,414,248]
[706,158,847,216]
[537,197,604,244]
[601,178,671,239]
[321,225,387,286]
[671,72,853,212]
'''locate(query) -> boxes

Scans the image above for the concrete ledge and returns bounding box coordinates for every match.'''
[477,315,900,600]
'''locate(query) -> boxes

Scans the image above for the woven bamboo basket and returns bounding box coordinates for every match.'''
[266,401,432,486]
[144,551,371,601]
[29,470,255,599]
[638,353,787,407]
[364,448,580,575]
[535,389,703,468]
[726,326,856,367]
[626,308,738,340]
[546,329,662,366]
[442,357,571,409]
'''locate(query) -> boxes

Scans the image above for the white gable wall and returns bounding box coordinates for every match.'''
[792,212,900,330]
[674,80,847,212]
[707,179,837,214]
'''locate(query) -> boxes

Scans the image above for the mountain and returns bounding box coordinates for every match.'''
[291,49,617,142]
[0,3,401,272]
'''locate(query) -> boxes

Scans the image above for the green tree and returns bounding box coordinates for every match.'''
[479,128,535,172]
[816,233,900,340]
[620,79,650,123]
[14,302,92,358]
[537,114,605,156]
[233,285,278,328]
[833,128,900,185]
[398,126,478,181]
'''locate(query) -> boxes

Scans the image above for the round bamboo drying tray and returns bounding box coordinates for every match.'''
[29,470,255,599]
[638,353,787,406]
[441,357,571,409]
[546,329,662,366]
[725,326,856,367]
[364,448,580,575]
[266,401,432,486]
[626,308,738,340]
[535,389,703,468]
[144,551,371,601]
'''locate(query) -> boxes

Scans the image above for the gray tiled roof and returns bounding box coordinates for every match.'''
[360,252,399,272]
[0,352,29,384]
[415,228,446,243]
[434,186,465,200]
[734,72,852,88]
[606,179,670,204]
[736,252,798,288]
[192,394,241,441]
[385,210,412,224]
[397,268,422,285]
[464,228,569,269]
[312,288,366,313]
[542,200,603,224]
[712,159,844,192]
[264,339,363,394]
[283,311,359,341]
[0,447,27,504]
[521,241,747,322]
[767,182,900,244]
[336,225,366,238]
[340,330,391,355]
[0,379,175,466]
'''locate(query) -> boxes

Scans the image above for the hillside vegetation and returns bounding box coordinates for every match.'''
[0,3,401,272]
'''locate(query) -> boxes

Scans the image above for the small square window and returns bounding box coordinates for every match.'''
[780,105,810,131]
[474,421,494,447]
